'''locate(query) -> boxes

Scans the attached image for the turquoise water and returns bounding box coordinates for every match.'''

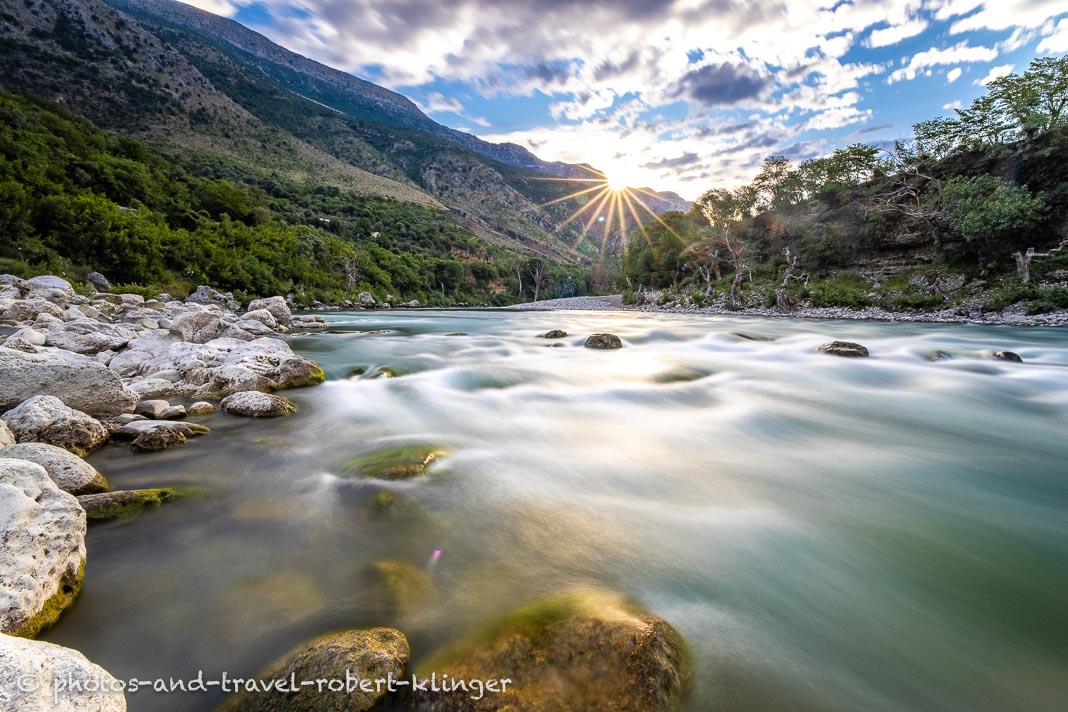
[47,310,1068,711]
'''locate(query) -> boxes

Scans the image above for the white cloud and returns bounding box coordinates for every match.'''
[415,92,464,114]
[946,67,962,82]
[182,0,240,14]
[946,0,1067,34]
[867,19,928,48]
[976,64,1014,85]
[887,42,999,83]
[1038,19,1068,52]
[943,99,962,110]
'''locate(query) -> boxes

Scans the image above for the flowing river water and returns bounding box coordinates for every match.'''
[43,310,1068,711]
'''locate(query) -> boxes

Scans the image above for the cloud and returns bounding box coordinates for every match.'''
[1038,19,1068,52]
[887,42,999,83]
[675,62,768,107]
[943,99,963,110]
[976,63,1014,85]
[642,152,700,169]
[415,91,464,113]
[946,67,962,82]
[867,19,928,48]
[943,0,1066,34]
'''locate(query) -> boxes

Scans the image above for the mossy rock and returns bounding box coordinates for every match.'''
[585,333,623,349]
[14,559,84,639]
[816,340,869,357]
[77,488,185,522]
[416,589,693,712]
[221,627,409,712]
[365,365,409,379]
[360,559,438,617]
[540,330,568,339]
[278,361,325,388]
[343,445,445,480]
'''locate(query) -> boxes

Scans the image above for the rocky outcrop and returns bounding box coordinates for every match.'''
[585,333,623,349]
[171,310,226,344]
[224,628,408,712]
[0,634,126,711]
[0,443,108,495]
[816,341,870,358]
[220,391,296,417]
[1,396,109,456]
[416,589,692,712]
[246,296,291,326]
[0,347,139,417]
[44,319,139,354]
[0,458,86,638]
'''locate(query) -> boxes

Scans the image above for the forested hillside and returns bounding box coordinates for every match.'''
[623,56,1068,316]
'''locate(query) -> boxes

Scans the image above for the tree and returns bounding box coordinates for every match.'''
[528,259,549,301]
[942,175,1046,263]
[775,247,807,313]
[987,56,1068,137]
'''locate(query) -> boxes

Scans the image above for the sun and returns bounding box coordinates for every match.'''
[604,172,631,192]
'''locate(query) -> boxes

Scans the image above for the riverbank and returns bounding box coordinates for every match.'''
[505,292,1068,326]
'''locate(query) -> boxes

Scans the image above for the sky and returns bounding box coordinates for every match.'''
[186,0,1067,200]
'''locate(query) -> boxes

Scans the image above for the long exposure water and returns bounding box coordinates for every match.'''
[43,310,1068,711]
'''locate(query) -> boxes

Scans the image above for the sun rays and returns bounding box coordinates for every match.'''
[529,164,683,261]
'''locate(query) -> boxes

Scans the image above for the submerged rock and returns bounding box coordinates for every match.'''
[130,427,187,451]
[0,443,108,495]
[220,391,297,417]
[187,401,216,415]
[817,340,870,358]
[224,628,408,712]
[993,350,1023,363]
[0,633,126,711]
[585,333,623,349]
[344,445,444,480]
[416,589,692,712]
[0,458,86,638]
[78,488,183,522]
[1,396,109,456]
[0,346,139,417]
[540,329,568,339]
[360,560,437,617]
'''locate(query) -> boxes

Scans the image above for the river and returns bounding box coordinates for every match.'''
[45,310,1068,711]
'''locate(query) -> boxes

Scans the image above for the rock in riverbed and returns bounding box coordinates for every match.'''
[416,589,692,712]
[1,396,109,456]
[541,329,568,339]
[224,628,408,712]
[187,401,215,415]
[78,488,183,522]
[993,350,1023,363]
[0,443,108,495]
[817,340,870,358]
[0,458,86,638]
[585,333,623,349]
[0,347,139,417]
[0,633,126,710]
[221,391,297,417]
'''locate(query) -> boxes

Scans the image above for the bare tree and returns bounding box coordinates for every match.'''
[683,242,721,297]
[511,259,525,297]
[723,234,749,310]
[529,260,549,302]
[343,255,362,291]
[1014,239,1068,283]
[775,247,808,313]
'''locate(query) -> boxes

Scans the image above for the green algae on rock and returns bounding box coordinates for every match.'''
[77,488,185,522]
[343,445,446,480]
[360,560,438,617]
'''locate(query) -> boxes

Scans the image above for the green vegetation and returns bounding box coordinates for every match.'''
[622,56,1068,313]
[0,92,585,304]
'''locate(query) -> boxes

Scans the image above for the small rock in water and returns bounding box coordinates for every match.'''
[135,399,170,419]
[187,401,216,415]
[540,329,568,339]
[78,488,183,522]
[584,333,623,349]
[130,427,187,451]
[817,340,870,358]
[158,405,187,420]
[220,391,297,417]
[993,350,1023,363]
[223,628,408,712]
[344,445,444,480]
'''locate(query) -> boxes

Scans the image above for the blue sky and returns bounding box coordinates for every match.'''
[190,0,1066,199]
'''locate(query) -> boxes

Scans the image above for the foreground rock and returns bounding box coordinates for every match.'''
[2,396,109,456]
[110,420,209,451]
[0,346,139,417]
[78,488,183,522]
[817,340,870,358]
[585,333,623,349]
[993,350,1023,363]
[540,329,568,339]
[0,458,86,637]
[416,589,692,712]
[220,391,297,417]
[224,628,408,712]
[0,443,108,495]
[0,633,126,711]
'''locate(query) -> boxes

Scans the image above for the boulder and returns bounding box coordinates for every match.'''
[3,328,46,348]
[0,443,108,495]
[135,400,171,419]
[290,315,326,330]
[246,296,291,326]
[993,350,1023,363]
[220,392,297,417]
[112,419,208,440]
[185,285,238,311]
[159,405,186,420]
[816,341,870,358]
[118,294,144,306]
[240,308,278,329]
[24,276,74,300]
[0,634,126,711]
[0,346,139,417]
[230,319,275,337]
[223,628,408,712]
[2,299,68,323]
[416,590,692,712]
[358,291,376,307]
[171,311,227,344]
[1,396,109,457]
[0,421,12,448]
[187,401,215,415]
[0,458,86,637]
[130,427,187,451]
[44,319,138,354]
[541,330,568,339]
[78,488,182,522]
[585,333,623,349]
[85,271,111,292]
